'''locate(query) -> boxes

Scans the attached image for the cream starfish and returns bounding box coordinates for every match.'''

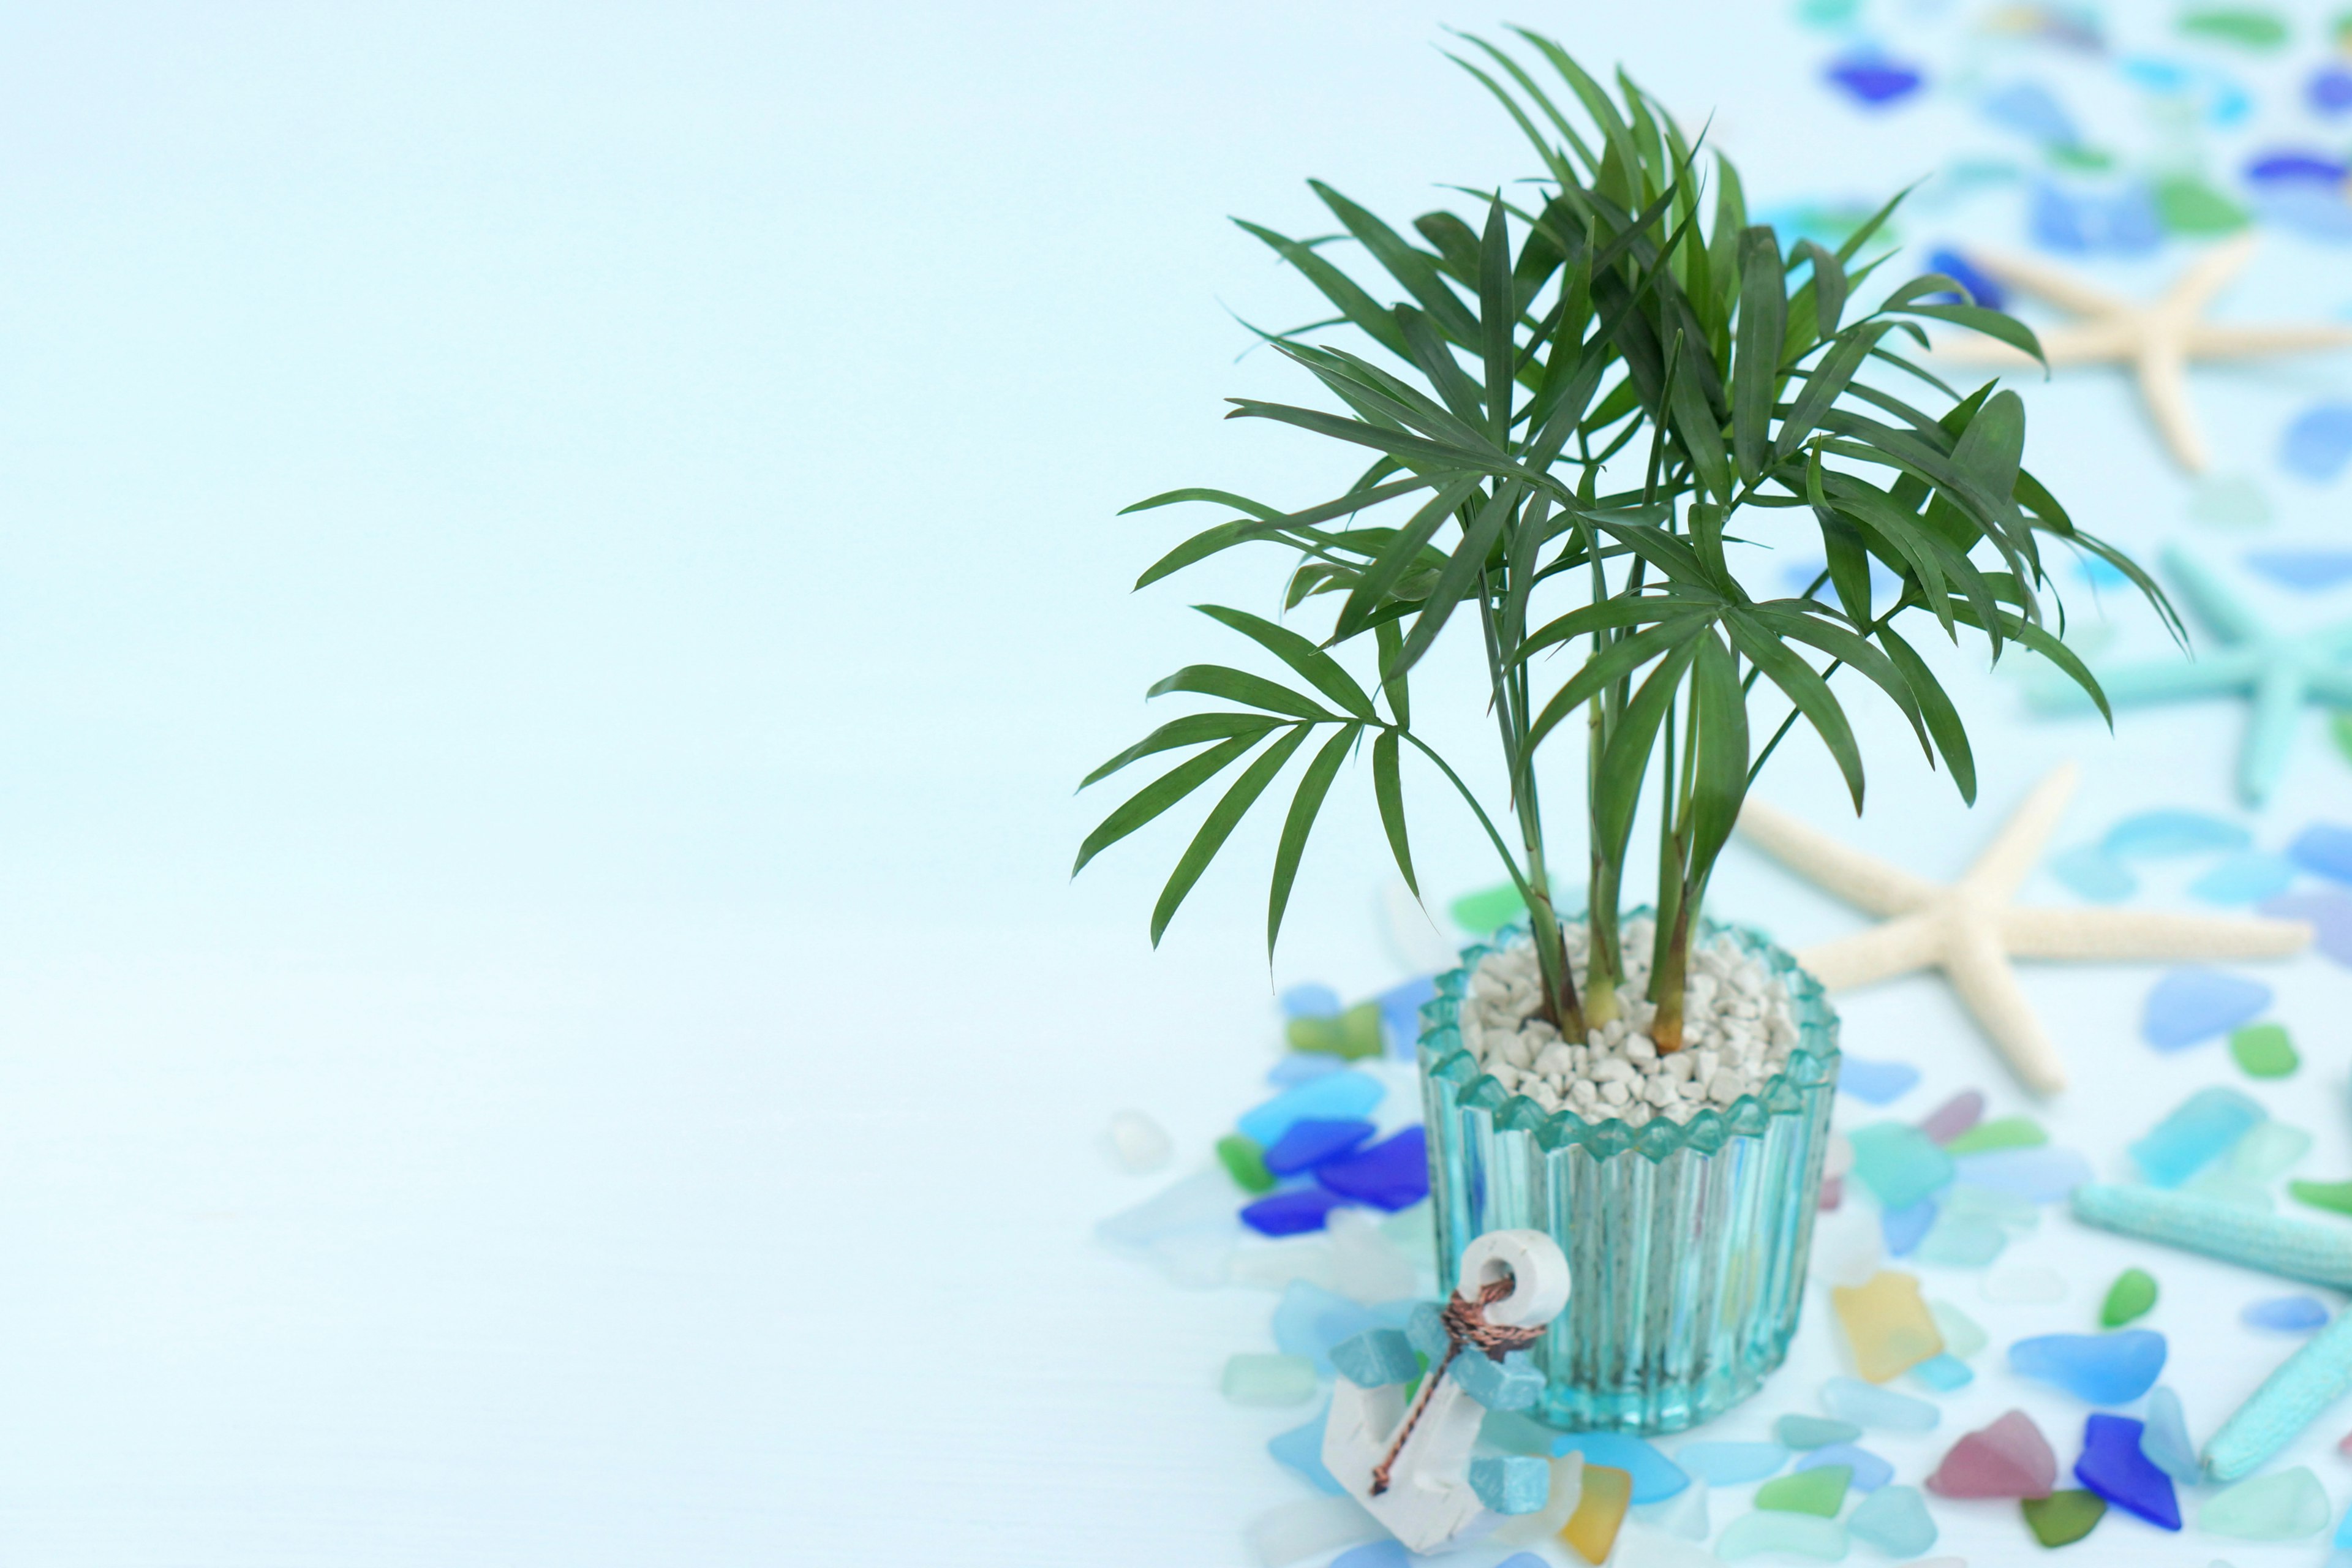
[1934,233,2352,472]
[1736,763,2311,1095]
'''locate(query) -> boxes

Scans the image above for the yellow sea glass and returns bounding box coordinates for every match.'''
[1561,1463,1632,1564]
[1831,1270,1945,1382]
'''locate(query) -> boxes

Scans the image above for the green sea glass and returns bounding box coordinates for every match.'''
[1928,1299,1988,1359]
[1216,1134,1275,1194]
[2200,1466,2330,1540]
[2100,1268,2158,1328]
[1943,1115,2046,1156]
[2288,1179,2352,1218]
[1714,1509,1848,1560]
[2021,1488,2106,1546]
[1220,1353,1316,1405]
[2228,1022,2298,1079]
[1757,1464,1849,1516]
[1286,1002,1382,1060]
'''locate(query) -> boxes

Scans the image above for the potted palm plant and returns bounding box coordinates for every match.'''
[1076,29,2169,1432]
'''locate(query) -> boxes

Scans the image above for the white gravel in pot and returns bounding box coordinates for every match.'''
[1460,916,1802,1128]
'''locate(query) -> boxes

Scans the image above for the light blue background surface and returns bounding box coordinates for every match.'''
[3,3,2351,1563]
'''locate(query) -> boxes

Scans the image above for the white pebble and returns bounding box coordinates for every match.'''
[1104,1109,1174,1174]
[1599,1080,1632,1107]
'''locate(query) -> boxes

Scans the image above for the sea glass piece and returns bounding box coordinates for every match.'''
[2190,851,2296,905]
[2290,823,2352,883]
[1918,1090,1985,1144]
[2246,549,2352,591]
[1549,1433,1690,1504]
[1562,1463,1633,1565]
[1882,1199,1937,1257]
[1676,1442,1789,1484]
[1953,1147,2092,1200]
[1633,1476,1709,1542]
[1822,1376,1939,1431]
[1981,1264,2066,1302]
[1268,1404,1343,1493]
[1797,1442,1891,1491]
[1815,1206,1883,1289]
[1757,1465,1850,1516]
[1849,1123,1956,1208]
[2142,969,2273,1051]
[2050,842,2135,902]
[2290,1180,2352,1217]
[1818,1175,1841,1212]
[2155,172,2250,233]
[1324,1207,1416,1303]
[1238,1070,1384,1146]
[2260,889,2352,967]
[1280,982,1340,1018]
[2022,1489,2106,1547]
[1273,1280,1378,1370]
[1286,1001,1384,1060]
[1943,1115,2046,1156]
[1223,1353,1317,1406]
[1714,1510,1847,1561]
[1373,976,1435,1059]
[1777,1414,1861,1450]
[2190,471,2270,527]
[2010,1330,2166,1403]
[1915,1213,2007,1267]
[1840,1057,1922,1106]
[1312,1127,1426,1211]
[2179,7,2289,47]
[1980,79,2076,145]
[2101,1268,2158,1327]
[2139,1387,2199,1484]
[1928,1409,2057,1498]
[1329,1542,1412,1568]
[1268,1052,1343,1087]
[1928,1299,1986,1359]
[1833,1271,1944,1382]
[1488,1455,1584,1548]
[2315,62,2352,114]
[1909,1360,1972,1400]
[2243,1294,2329,1332]
[1219,1135,1278,1194]
[2131,1088,2266,1186]
[1243,1188,1348,1237]
[1245,1494,1381,1566]
[2200,1466,2330,1540]
[2106,809,2249,859]
[1104,1109,1173,1174]
[1940,1180,2039,1231]
[2229,1120,2312,1183]
[1849,1483,1936,1555]
[2229,1023,2298,1080]
[1825,48,1924,105]
[1449,882,1524,935]
[2073,1412,2180,1529]
[1263,1118,1376,1177]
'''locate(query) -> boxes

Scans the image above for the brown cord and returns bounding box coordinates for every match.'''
[1367,1274,1545,1497]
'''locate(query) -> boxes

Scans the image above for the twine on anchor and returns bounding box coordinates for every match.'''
[1367,1273,1545,1497]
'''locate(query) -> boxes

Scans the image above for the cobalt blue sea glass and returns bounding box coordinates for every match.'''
[1419,913,1840,1434]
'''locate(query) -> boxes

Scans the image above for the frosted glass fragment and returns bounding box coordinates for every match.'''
[1881,1198,1936,1257]
[1675,1441,1789,1484]
[1822,1376,1939,1431]
[1847,1122,1956,1208]
[1909,1353,1974,1392]
[2228,1120,2312,1183]
[1840,1056,1921,1105]
[1223,1352,1317,1406]
[1273,1280,1378,1370]
[2009,1329,2166,1403]
[1280,982,1340,1018]
[1549,1432,1689,1503]
[2242,1294,2329,1332]
[1953,1147,2091,1201]
[1327,1543,1409,1568]
[1714,1510,1847,1560]
[1981,1264,2067,1302]
[2130,1087,2265,1186]
[1796,1442,1891,1491]
[1238,1070,1384,1146]
[1831,1270,1944,1382]
[2073,1412,2180,1529]
[1940,1182,2040,1230]
[1245,1494,1381,1566]
[1915,1213,2008,1267]
[1928,1298,1987,1359]
[1631,1476,1709,1542]
[1777,1414,1861,1449]
[1487,1453,1583,1548]
[1324,1207,1417,1304]
[1928,1409,2057,1498]
[1847,1483,1937,1556]
[2229,1023,2298,1079]
[2021,1488,2106,1547]
[1268,1404,1343,1493]
[2190,850,2296,905]
[1229,1236,1333,1292]
[2101,1267,2158,1327]
[2051,842,2135,902]
[2290,823,2352,883]
[1918,1090,1985,1144]
[2143,968,2274,1051]
[1373,976,1435,1060]
[1104,1109,1174,1174]
[2105,809,2249,859]
[1098,1169,1240,1249]
[2141,1386,2201,1483]
[1268,1052,1343,1087]
[1757,1464,1849,1515]
[1942,1115,2046,1156]
[1562,1463,1632,1565]
[2200,1466,2330,1540]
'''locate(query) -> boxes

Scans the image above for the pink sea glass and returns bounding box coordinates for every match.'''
[1919,1090,1985,1145]
[1926,1409,2056,1499]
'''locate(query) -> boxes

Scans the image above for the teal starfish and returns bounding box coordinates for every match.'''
[2029,546,2352,806]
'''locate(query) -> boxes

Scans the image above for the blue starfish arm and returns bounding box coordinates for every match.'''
[2306,665,2352,707]
[2241,663,2312,806]
[2162,545,2262,647]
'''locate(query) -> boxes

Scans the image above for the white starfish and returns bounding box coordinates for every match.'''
[1736,763,2312,1095]
[1933,233,2352,472]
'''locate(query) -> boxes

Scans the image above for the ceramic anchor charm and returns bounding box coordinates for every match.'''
[1323,1229,1570,1552]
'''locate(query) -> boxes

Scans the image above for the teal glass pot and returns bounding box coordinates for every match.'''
[1418,914,1840,1434]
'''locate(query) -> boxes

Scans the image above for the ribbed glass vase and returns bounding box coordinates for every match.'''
[1418,913,1839,1435]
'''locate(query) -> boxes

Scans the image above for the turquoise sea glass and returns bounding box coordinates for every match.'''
[1420,913,1840,1434]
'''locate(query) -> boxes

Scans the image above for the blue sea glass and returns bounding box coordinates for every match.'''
[1881,1198,1937,1257]
[1548,1431,1690,1502]
[1839,1057,1920,1105]
[2290,823,2352,884]
[1797,1441,1892,1491]
[1848,1122,1956,1209]
[2010,1330,2167,1404]
[1847,1483,1937,1555]
[2245,550,2352,591]
[2050,843,2135,902]
[1951,1147,2093,1201]
[1776,1414,1860,1449]
[2074,1412,2180,1529]
[1273,1280,1379,1371]
[1267,1053,1343,1087]
[1373,975,1436,1060]
[1676,1441,1790,1484]
[1314,1126,1427,1210]
[1422,913,1839,1433]
[1280,983,1340,1018]
[2139,1387,2201,1484]
[1268,1404,1343,1493]
[2131,1087,2265,1186]
[2104,809,2249,859]
[1909,1354,1973,1392]
[1262,1118,1375,1176]
[2191,851,2296,905]
[1238,1070,1384,1146]
[2243,1294,2329,1332]
[1822,1376,1939,1431]
[2141,969,2273,1051]
[1241,1188,1346,1237]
